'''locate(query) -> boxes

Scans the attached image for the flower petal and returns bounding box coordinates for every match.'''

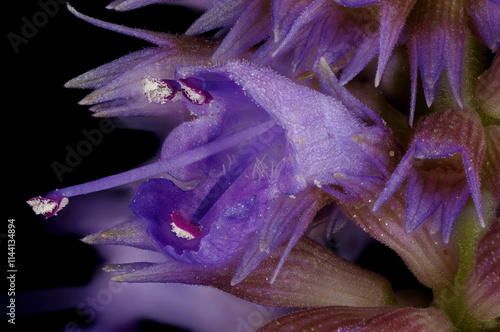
[269,0,380,75]
[185,0,249,36]
[105,0,180,11]
[231,187,332,285]
[375,0,416,86]
[211,0,271,61]
[467,0,500,52]
[67,4,177,47]
[176,60,392,197]
[409,0,466,113]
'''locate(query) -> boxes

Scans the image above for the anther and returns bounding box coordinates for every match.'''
[178,77,213,105]
[142,76,178,104]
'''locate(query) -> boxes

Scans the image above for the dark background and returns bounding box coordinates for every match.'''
[4,1,201,331]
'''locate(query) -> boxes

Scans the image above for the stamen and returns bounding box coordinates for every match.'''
[170,209,202,240]
[192,156,250,223]
[178,77,213,105]
[27,119,277,216]
[141,76,178,104]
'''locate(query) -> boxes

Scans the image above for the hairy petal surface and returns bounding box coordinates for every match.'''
[81,218,159,251]
[375,0,416,86]
[464,217,500,322]
[105,0,180,11]
[258,306,454,332]
[482,126,500,202]
[467,0,500,52]
[374,109,486,243]
[408,0,466,120]
[266,0,379,76]
[108,237,394,308]
[211,0,271,61]
[339,184,460,290]
[65,5,217,118]
[186,0,252,36]
[175,60,392,197]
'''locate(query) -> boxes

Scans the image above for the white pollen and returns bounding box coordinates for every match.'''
[142,76,173,104]
[288,195,296,199]
[180,83,205,104]
[170,222,196,240]
[313,180,322,188]
[26,197,68,216]
[59,197,69,210]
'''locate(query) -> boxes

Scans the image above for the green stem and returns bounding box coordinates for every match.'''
[433,195,494,331]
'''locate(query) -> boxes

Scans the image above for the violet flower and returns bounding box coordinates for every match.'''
[26,1,499,331]
[28,6,395,285]
[176,0,500,124]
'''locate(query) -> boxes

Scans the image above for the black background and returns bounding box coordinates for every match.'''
[4,1,200,331]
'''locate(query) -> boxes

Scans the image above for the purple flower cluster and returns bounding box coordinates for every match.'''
[28,1,499,331]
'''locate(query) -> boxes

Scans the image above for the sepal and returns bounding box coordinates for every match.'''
[258,306,454,332]
[464,218,500,322]
[107,237,395,308]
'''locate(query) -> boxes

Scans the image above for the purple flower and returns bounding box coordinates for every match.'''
[28,54,395,284]
[106,237,395,309]
[339,0,499,123]
[258,0,380,79]
[254,214,500,332]
[101,0,499,125]
[24,1,500,331]
[373,109,486,243]
[63,5,217,118]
